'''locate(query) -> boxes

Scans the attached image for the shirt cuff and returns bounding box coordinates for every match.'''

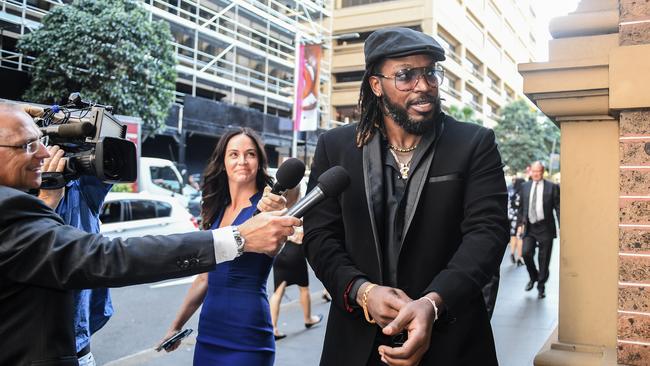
[346,277,369,310]
[211,226,238,263]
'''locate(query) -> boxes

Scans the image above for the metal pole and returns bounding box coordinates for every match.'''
[291,32,301,158]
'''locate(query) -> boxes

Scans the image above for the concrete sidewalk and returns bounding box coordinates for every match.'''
[98,241,559,366]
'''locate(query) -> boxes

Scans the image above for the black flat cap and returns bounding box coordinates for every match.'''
[364,27,446,68]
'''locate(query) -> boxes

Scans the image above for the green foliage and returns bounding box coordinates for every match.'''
[447,104,483,126]
[493,100,560,174]
[111,183,134,193]
[18,0,177,132]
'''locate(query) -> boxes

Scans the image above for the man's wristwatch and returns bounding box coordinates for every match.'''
[232,226,246,257]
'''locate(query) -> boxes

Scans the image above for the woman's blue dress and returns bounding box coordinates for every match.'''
[194,192,275,365]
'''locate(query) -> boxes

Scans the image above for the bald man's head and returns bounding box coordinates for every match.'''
[0,103,50,189]
[0,103,28,140]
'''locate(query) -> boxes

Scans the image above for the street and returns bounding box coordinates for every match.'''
[92,241,559,366]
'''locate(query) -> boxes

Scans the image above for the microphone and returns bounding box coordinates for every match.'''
[286,166,350,219]
[272,158,306,195]
[40,122,96,139]
[254,158,306,215]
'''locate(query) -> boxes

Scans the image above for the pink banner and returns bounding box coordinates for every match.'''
[294,44,322,131]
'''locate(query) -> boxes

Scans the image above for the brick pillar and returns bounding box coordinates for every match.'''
[618,112,650,364]
[617,2,650,364]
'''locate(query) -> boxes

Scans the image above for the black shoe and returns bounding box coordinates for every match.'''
[517,258,525,267]
[538,288,546,299]
[305,314,323,329]
[510,253,516,263]
[322,292,331,302]
[274,333,287,340]
[525,280,536,291]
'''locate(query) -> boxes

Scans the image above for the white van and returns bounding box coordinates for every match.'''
[137,157,189,207]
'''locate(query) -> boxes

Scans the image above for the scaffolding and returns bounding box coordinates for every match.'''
[0,0,334,128]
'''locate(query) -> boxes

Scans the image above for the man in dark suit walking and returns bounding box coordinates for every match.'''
[0,104,300,366]
[517,161,560,299]
[303,27,508,366]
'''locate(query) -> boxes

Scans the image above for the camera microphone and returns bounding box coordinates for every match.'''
[40,122,95,139]
[286,166,350,219]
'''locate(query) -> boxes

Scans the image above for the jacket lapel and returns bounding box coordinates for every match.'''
[362,133,384,279]
[399,117,445,254]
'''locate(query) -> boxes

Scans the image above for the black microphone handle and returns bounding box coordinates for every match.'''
[252,182,288,215]
[286,186,325,219]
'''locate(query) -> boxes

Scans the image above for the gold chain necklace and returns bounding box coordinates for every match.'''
[388,148,413,180]
[388,143,417,153]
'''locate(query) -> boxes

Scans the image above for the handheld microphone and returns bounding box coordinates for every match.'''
[271,158,306,195]
[286,166,350,219]
[254,158,306,215]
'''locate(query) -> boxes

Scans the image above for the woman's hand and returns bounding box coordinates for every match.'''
[257,186,287,212]
[156,329,182,352]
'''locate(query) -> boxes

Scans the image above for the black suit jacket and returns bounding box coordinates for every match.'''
[0,186,216,366]
[517,179,560,238]
[303,115,509,366]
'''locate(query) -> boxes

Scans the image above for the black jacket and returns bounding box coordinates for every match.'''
[0,186,216,366]
[304,115,509,366]
[517,179,561,238]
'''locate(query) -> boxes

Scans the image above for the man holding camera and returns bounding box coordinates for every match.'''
[38,145,113,366]
[0,103,301,366]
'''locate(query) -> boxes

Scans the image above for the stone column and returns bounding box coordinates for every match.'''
[518,0,649,364]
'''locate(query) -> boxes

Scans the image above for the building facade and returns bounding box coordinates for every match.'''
[0,0,333,173]
[330,0,544,127]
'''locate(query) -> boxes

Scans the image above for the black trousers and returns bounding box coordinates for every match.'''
[522,221,554,290]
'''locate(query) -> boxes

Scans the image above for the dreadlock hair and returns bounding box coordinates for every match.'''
[355,62,386,147]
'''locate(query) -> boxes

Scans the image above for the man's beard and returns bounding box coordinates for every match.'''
[381,93,441,136]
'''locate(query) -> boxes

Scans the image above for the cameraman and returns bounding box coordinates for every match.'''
[38,145,113,366]
[0,104,301,366]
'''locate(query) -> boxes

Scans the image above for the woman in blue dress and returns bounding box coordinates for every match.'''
[160,127,277,365]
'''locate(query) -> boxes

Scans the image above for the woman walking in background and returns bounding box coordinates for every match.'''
[508,177,526,266]
[159,128,282,366]
[269,187,323,340]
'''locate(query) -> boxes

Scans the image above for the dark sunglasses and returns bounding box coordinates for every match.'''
[373,65,444,92]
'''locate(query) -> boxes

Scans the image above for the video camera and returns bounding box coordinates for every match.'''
[29,93,138,189]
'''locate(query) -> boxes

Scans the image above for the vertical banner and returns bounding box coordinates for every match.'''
[294,43,322,131]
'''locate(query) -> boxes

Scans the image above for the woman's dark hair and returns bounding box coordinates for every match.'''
[200,127,273,229]
[355,62,385,147]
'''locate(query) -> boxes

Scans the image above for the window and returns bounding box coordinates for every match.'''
[505,85,516,101]
[155,201,173,218]
[150,166,182,194]
[487,70,500,93]
[442,71,460,98]
[335,106,359,124]
[129,200,158,221]
[335,70,365,83]
[100,202,122,224]
[464,51,483,80]
[436,28,461,63]
[341,0,395,8]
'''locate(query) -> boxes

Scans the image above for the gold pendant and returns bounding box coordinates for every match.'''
[400,164,409,179]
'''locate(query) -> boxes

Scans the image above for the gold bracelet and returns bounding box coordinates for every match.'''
[362,283,378,324]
